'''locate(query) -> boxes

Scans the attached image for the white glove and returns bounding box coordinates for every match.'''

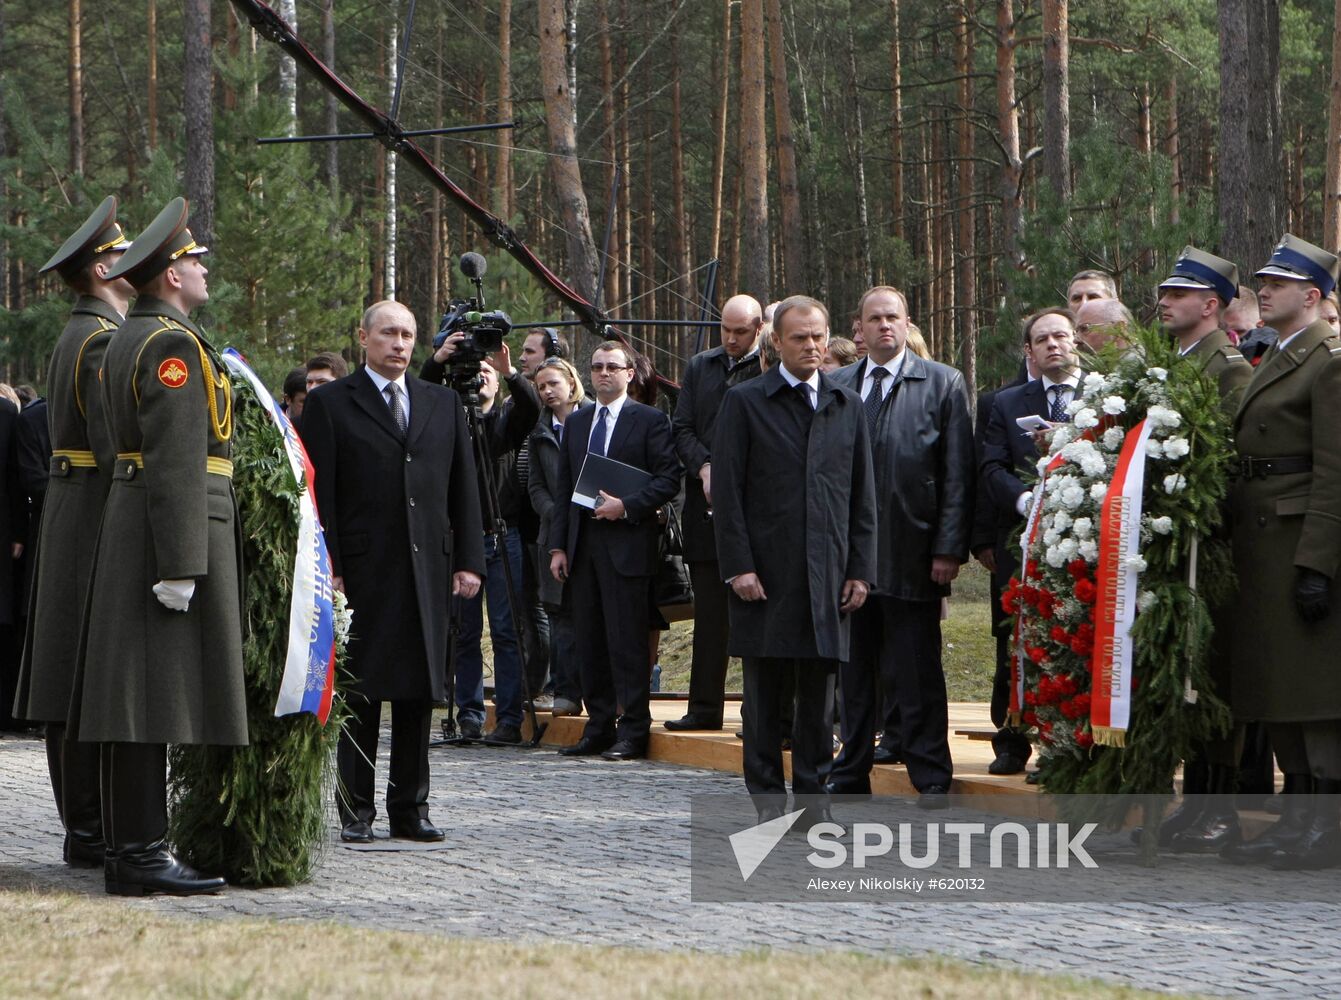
[153,579,196,612]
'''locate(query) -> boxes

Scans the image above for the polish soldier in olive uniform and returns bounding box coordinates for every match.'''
[1150,248,1253,853]
[12,196,132,869]
[73,197,244,896]
[1222,235,1341,870]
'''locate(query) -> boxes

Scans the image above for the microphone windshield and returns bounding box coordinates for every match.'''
[460,252,487,279]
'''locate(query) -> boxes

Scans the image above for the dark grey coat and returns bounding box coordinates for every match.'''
[15,296,119,722]
[302,368,487,702]
[526,401,593,605]
[830,354,975,601]
[712,366,877,661]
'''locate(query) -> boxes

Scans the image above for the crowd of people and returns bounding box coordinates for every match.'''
[12,192,1341,898]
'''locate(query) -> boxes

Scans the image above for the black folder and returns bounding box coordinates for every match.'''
[572,452,653,509]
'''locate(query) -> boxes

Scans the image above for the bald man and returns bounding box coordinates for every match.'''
[303,300,485,843]
[1074,297,1134,353]
[666,294,765,730]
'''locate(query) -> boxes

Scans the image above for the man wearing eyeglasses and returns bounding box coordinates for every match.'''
[549,341,682,761]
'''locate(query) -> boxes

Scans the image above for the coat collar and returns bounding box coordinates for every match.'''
[1236,319,1333,422]
[351,366,412,444]
[71,294,125,325]
[1186,329,1233,367]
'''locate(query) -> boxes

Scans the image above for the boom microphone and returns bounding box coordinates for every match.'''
[460,252,487,279]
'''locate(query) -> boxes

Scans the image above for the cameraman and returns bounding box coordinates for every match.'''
[420,333,540,744]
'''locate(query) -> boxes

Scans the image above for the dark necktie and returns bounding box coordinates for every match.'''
[865,367,888,432]
[384,382,407,435]
[1048,385,1070,423]
[589,406,610,455]
[794,382,813,410]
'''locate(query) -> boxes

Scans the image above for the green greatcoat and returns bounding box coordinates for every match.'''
[1228,319,1341,723]
[1186,328,1253,711]
[73,295,247,746]
[13,296,121,722]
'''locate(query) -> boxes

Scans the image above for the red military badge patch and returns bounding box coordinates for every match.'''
[158,358,189,388]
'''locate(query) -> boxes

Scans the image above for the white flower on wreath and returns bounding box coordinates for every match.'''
[1078,538,1099,562]
[1083,371,1109,394]
[333,590,353,645]
[1057,537,1080,561]
[1090,482,1108,501]
[1043,528,1061,547]
[1102,395,1127,416]
[1050,424,1077,449]
[1163,473,1187,494]
[1065,398,1086,416]
[1101,426,1125,451]
[1045,544,1067,568]
[1061,485,1086,509]
[1163,437,1191,460]
[1052,510,1073,531]
[1072,516,1093,539]
[1149,515,1174,535]
[1073,407,1100,430]
[1144,437,1164,459]
[1137,590,1158,612]
[1126,554,1148,573]
[1145,367,1169,382]
[1147,404,1182,430]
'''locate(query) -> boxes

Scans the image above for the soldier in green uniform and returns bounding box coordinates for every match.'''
[13,196,132,869]
[1220,235,1341,870]
[1147,247,1255,853]
[72,197,245,896]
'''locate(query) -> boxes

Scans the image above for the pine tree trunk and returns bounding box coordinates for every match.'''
[183,0,215,247]
[539,0,601,301]
[147,0,158,151]
[738,0,771,301]
[844,8,872,287]
[597,0,620,309]
[955,4,976,393]
[1325,0,1341,250]
[322,0,338,190]
[641,74,656,319]
[709,0,733,266]
[1042,0,1070,201]
[1165,76,1181,226]
[996,0,1023,269]
[385,24,398,299]
[766,0,804,288]
[278,0,297,136]
[495,0,514,221]
[670,2,691,321]
[69,0,84,178]
[618,0,633,308]
[0,0,7,309]
[889,0,905,243]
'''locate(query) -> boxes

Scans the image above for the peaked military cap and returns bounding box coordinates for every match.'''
[1160,246,1239,305]
[105,197,208,289]
[1256,234,1340,297]
[39,195,133,281]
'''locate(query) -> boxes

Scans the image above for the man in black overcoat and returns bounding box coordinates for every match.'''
[548,340,682,761]
[712,296,877,821]
[826,286,974,806]
[303,300,485,843]
[665,293,763,731]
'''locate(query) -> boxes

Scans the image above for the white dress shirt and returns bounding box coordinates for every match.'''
[778,365,821,409]
[588,392,629,450]
[859,352,906,402]
[364,367,411,426]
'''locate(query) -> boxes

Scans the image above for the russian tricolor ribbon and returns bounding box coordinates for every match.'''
[1089,418,1155,747]
[222,349,336,723]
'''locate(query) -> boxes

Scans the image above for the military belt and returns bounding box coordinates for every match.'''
[1237,455,1312,479]
[50,450,97,476]
[114,452,234,480]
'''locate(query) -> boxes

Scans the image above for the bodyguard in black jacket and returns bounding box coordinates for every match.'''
[827,287,974,803]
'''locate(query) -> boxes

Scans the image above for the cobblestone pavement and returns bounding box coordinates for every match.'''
[3,729,1341,998]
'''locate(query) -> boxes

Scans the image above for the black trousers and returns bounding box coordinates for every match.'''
[832,596,953,793]
[520,543,551,696]
[46,722,103,848]
[989,630,1032,761]
[100,741,167,852]
[742,656,834,797]
[337,698,432,827]
[570,525,652,746]
[686,559,731,722]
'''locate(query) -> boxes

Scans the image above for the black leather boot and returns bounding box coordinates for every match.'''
[1221,772,1313,864]
[1130,757,1208,847]
[61,735,105,868]
[102,743,226,897]
[1169,763,1241,854]
[1271,777,1341,871]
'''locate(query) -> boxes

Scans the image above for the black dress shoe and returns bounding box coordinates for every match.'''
[873,745,903,765]
[918,785,950,810]
[559,736,613,757]
[389,818,445,842]
[988,751,1027,776]
[105,845,227,897]
[1025,770,1041,785]
[664,714,724,732]
[340,820,374,844]
[600,740,647,761]
[483,723,523,745]
[458,719,483,740]
[790,804,838,835]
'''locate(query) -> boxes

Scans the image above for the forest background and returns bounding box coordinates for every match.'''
[0,0,1337,395]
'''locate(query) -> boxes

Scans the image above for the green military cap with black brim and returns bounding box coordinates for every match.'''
[1256,234,1340,297]
[1160,246,1239,305]
[105,196,208,290]
[39,195,133,283]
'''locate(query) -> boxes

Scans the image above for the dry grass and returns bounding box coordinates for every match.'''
[0,885,1186,999]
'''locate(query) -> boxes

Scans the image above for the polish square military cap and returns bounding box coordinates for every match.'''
[39,195,133,281]
[1256,234,1340,297]
[1159,246,1239,305]
[105,196,208,289]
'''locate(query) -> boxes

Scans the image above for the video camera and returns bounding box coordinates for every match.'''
[432,252,513,397]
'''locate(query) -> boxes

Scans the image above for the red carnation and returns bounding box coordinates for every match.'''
[1074,725,1094,749]
[1070,632,1093,656]
[1023,690,1037,706]
[1050,625,1070,645]
[1026,559,1041,580]
[1027,646,1048,665]
[1074,579,1097,604]
[1021,710,1038,727]
[1066,558,1089,582]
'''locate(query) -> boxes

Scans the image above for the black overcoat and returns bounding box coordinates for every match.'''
[711,366,877,661]
[829,355,974,601]
[302,368,486,702]
[672,345,762,562]
[526,401,593,604]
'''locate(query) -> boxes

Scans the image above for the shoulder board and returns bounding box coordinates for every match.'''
[1329,345,1341,357]
[1220,348,1246,361]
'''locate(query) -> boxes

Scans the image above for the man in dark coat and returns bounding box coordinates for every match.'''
[826,286,973,806]
[666,293,763,731]
[74,197,240,896]
[1221,235,1341,870]
[303,300,485,844]
[0,396,26,733]
[13,196,131,866]
[712,296,877,821]
[548,341,682,761]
